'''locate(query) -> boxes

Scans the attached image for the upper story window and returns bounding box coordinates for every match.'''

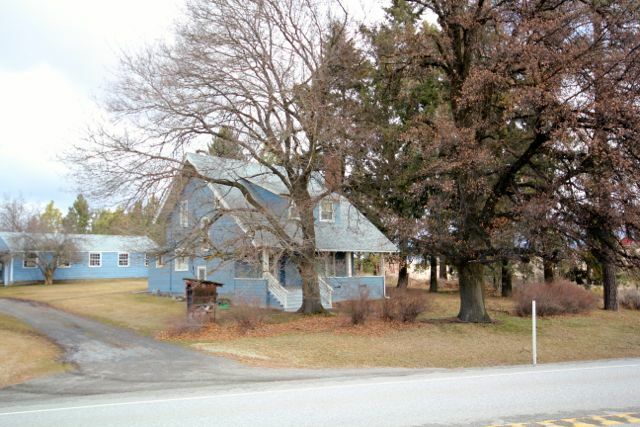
[288,204,300,220]
[118,253,130,267]
[144,254,149,267]
[175,256,189,272]
[319,200,334,222]
[156,254,165,268]
[23,253,38,268]
[89,252,102,267]
[179,200,189,228]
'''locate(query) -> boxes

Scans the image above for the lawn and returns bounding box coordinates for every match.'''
[167,291,640,369]
[0,314,66,388]
[3,280,640,370]
[0,280,184,336]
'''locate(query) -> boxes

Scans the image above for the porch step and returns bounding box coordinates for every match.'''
[268,288,334,312]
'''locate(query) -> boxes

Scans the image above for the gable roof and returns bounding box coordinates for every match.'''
[185,153,398,253]
[0,232,157,253]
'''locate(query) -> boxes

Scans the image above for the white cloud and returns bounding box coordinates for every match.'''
[0,64,97,207]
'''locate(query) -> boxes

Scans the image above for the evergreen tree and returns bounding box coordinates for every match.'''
[207,126,244,159]
[63,194,91,233]
[39,201,63,232]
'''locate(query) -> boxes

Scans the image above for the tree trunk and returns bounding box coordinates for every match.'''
[543,259,554,283]
[44,269,54,286]
[297,254,324,314]
[429,255,438,293]
[439,258,447,280]
[457,260,491,323]
[501,259,512,298]
[397,257,409,289]
[602,261,618,311]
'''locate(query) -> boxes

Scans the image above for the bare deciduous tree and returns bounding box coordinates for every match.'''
[17,232,81,285]
[66,0,359,313]
[0,195,38,232]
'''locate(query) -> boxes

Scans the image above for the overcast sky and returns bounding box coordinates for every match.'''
[0,0,386,212]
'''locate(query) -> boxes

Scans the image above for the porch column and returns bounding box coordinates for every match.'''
[346,252,352,277]
[380,253,386,297]
[261,248,269,274]
[9,256,14,284]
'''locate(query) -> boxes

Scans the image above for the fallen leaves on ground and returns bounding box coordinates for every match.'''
[157,314,423,342]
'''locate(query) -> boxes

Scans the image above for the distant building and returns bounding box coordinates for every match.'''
[0,232,156,285]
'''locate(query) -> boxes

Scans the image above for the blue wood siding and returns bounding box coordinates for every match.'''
[323,276,385,301]
[148,255,235,295]
[7,251,149,284]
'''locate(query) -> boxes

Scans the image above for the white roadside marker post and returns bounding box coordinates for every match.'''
[532,299,537,366]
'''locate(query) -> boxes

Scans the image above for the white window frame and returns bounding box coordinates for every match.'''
[288,204,300,220]
[88,252,102,268]
[197,266,207,280]
[179,200,189,228]
[319,200,335,222]
[23,253,38,269]
[57,258,71,268]
[118,252,130,267]
[144,254,149,267]
[175,256,189,272]
[156,254,165,268]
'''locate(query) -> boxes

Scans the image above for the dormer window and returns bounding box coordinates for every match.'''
[319,200,334,222]
[179,200,189,228]
[288,204,300,220]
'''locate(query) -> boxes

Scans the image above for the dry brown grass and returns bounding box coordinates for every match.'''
[169,290,640,369]
[0,314,66,388]
[0,280,184,335]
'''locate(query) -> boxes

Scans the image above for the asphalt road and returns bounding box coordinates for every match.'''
[0,359,639,426]
[1,299,639,426]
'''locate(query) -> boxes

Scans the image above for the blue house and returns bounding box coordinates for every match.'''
[148,153,398,311]
[0,232,156,285]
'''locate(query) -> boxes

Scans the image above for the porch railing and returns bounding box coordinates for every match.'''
[318,275,333,309]
[264,272,289,309]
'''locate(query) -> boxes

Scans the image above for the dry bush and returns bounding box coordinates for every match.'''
[164,318,206,337]
[344,287,372,325]
[619,287,640,310]
[382,290,428,323]
[230,299,266,333]
[515,281,598,317]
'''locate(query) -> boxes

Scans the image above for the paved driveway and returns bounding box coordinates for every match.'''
[0,299,410,403]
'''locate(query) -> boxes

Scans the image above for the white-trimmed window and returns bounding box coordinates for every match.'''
[57,258,71,268]
[288,204,300,220]
[23,253,38,269]
[144,254,149,267]
[118,253,130,267]
[319,200,334,222]
[175,256,189,272]
[179,200,189,228]
[89,252,102,267]
[197,266,207,280]
[156,255,165,268]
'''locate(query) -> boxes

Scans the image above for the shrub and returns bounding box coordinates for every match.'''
[230,299,266,333]
[381,290,428,323]
[345,287,372,325]
[515,281,598,317]
[619,287,640,310]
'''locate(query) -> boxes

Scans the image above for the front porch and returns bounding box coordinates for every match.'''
[257,249,387,312]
